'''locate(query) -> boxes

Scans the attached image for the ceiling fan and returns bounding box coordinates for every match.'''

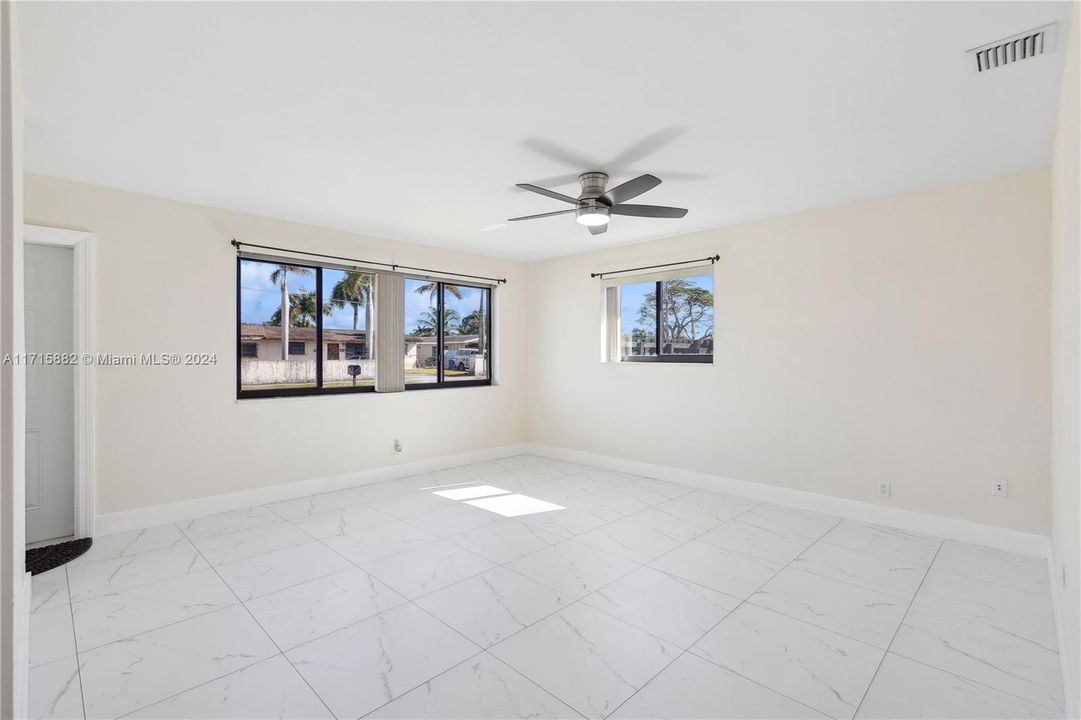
[508,172,688,235]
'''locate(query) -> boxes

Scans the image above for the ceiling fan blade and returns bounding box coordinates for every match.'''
[588,224,608,235]
[600,174,661,206]
[516,183,580,205]
[507,209,576,222]
[610,204,688,218]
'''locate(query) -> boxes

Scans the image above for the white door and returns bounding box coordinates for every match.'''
[25,243,75,544]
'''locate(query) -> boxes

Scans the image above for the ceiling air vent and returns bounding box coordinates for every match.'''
[967,23,1057,73]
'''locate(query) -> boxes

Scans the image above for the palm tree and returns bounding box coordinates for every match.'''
[413,281,462,305]
[413,307,461,336]
[413,282,486,357]
[329,272,375,359]
[268,291,331,328]
[460,309,481,335]
[269,264,314,360]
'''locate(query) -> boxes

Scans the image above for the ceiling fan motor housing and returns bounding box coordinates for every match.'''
[578,172,609,200]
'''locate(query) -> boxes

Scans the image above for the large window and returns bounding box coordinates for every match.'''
[237,258,376,397]
[617,272,714,363]
[404,278,491,388]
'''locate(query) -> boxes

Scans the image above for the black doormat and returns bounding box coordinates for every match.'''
[26,537,93,575]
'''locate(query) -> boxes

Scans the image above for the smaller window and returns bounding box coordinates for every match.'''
[612,272,714,364]
[240,342,258,358]
[288,341,306,356]
[327,343,340,360]
[345,342,364,360]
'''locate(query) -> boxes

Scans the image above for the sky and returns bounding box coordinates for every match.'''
[404,279,485,336]
[239,260,317,326]
[240,259,486,335]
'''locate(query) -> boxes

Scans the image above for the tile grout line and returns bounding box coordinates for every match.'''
[109,656,319,720]
[64,565,89,720]
[850,538,945,718]
[601,517,844,719]
[270,494,535,720]
[174,520,340,720]
[65,525,333,653]
[884,649,1066,715]
[437,500,771,717]
[295,471,595,719]
[56,457,1054,719]
[61,477,968,719]
[361,475,693,715]
[25,464,731,714]
[340,482,765,664]
[101,516,369,718]
[856,546,1065,714]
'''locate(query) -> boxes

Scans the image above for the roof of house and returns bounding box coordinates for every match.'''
[239,324,366,343]
[405,335,480,344]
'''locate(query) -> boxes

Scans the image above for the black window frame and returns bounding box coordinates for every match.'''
[621,278,714,364]
[404,279,493,391]
[287,340,306,356]
[239,342,258,358]
[236,257,377,399]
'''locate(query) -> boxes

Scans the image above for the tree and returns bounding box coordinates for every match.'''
[413,281,462,305]
[414,283,486,358]
[269,264,314,360]
[268,291,330,328]
[460,309,482,336]
[637,279,714,352]
[412,307,460,336]
[329,272,375,359]
[629,326,653,355]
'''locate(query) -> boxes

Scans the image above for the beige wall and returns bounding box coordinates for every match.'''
[527,170,1052,534]
[22,168,1058,537]
[23,174,528,515]
[1051,6,1080,715]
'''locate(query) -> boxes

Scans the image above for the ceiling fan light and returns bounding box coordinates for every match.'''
[575,206,610,227]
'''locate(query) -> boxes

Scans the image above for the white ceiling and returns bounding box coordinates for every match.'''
[18,2,1072,261]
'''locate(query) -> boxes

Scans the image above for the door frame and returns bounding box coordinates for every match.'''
[23,224,95,539]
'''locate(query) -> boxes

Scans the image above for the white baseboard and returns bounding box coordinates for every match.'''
[1048,543,1079,719]
[524,443,1051,557]
[95,443,531,536]
[97,439,1050,558]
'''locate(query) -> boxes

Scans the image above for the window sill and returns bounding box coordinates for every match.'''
[236,380,497,403]
[605,358,715,366]
[404,380,494,391]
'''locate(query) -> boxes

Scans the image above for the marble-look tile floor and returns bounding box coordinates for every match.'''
[28,455,1064,719]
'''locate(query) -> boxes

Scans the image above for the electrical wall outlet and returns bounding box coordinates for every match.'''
[877,481,891,499]
[393,438,403,455]
[991,479,1009,497]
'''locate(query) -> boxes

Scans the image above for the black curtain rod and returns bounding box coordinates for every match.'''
[590,254,720,279]
[231,240,508,284]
